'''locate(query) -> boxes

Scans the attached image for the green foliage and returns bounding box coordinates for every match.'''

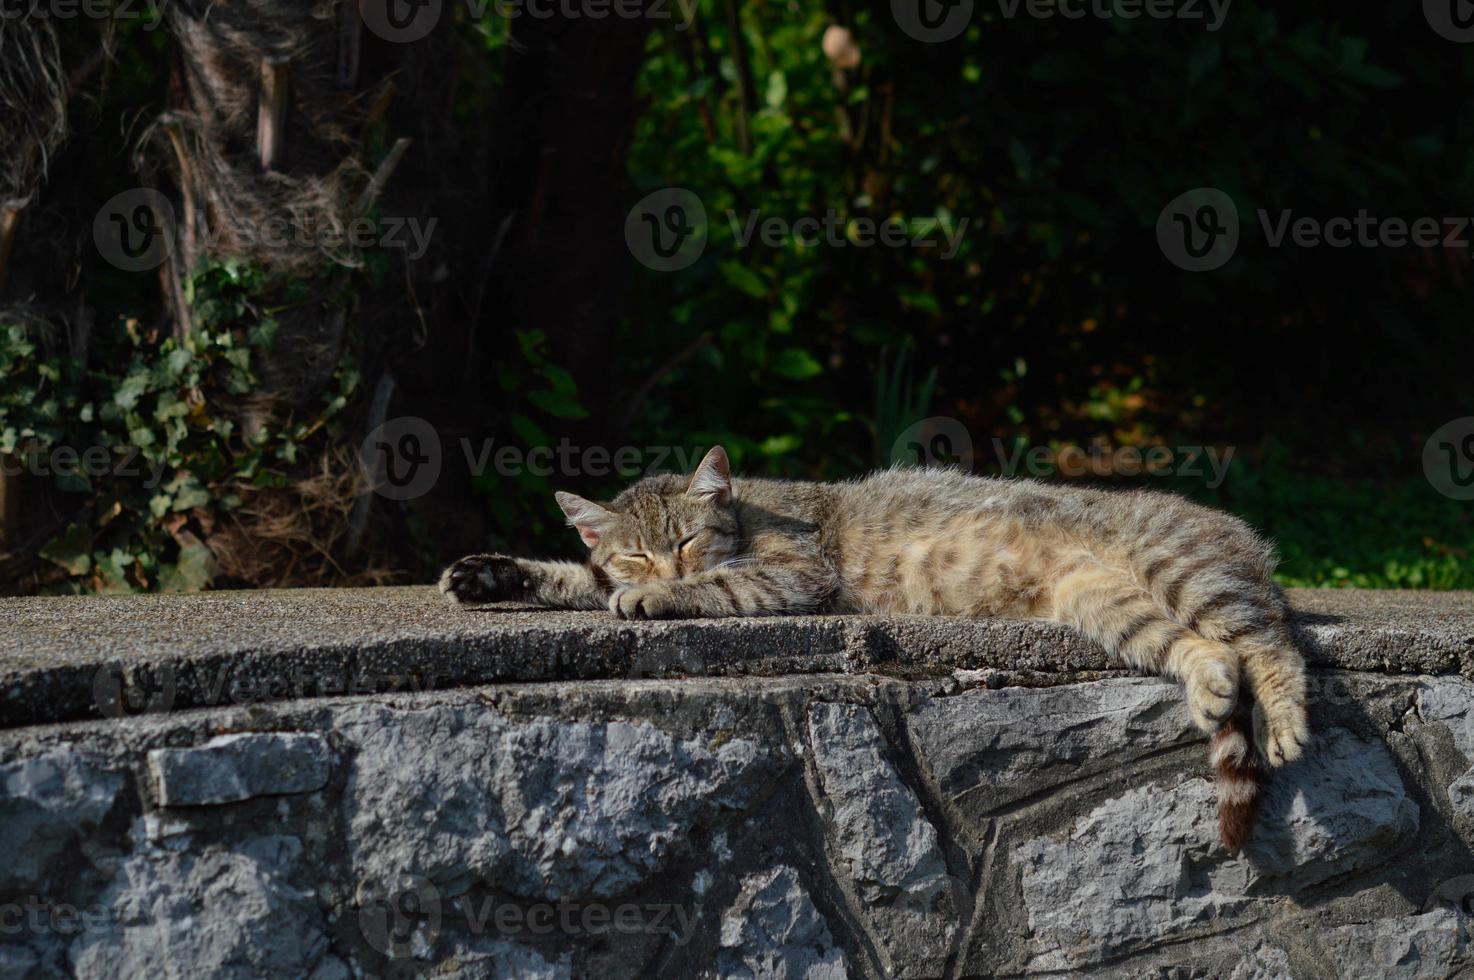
[0,261,358,593]
[611,0,1473,589]
[1188,447,1474,591]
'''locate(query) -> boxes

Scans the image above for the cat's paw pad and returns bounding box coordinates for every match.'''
[610,584,677,621]
[440,554,529,606]
[1186,657,1238,733]
[1263,706,1310,766]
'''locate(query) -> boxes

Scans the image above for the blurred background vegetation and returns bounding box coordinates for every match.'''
[0,0,1470,595]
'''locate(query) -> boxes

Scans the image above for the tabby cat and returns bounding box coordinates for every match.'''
[441,446,1309,849]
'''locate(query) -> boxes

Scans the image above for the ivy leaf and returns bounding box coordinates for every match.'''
[771,348,824,380]
[158,544,217,593]
[527,389,589,420]
[720,261,768,299]
[40,524,93,575]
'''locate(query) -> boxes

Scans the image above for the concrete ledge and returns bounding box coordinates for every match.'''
[2,587,1473,729]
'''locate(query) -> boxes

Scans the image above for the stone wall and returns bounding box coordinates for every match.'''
[2,588,1473,978]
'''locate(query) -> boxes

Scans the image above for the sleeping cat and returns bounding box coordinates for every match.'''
[441,445,1309,850]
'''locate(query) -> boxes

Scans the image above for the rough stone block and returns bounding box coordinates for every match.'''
[808,701,955,979]
[906,677,1197,811]
[1317,908,1472,979]
[147,732,331,807]
[69,834,329,979]
[1015,726,1418,970]
[338,704,777,900]
[717,866,848,980]
[0,748,122,888]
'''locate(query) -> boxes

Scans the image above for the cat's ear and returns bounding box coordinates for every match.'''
[687,445,733,505]
[554,491,612,549]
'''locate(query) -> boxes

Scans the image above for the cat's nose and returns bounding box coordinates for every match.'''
[653,556,679,580]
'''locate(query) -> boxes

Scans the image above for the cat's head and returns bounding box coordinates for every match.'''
[554,445,741,586]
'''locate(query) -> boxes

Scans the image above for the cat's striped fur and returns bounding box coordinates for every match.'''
[441,446,1308,849]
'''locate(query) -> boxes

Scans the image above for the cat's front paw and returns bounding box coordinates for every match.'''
[440,554,530,606]
[609,584,678,620]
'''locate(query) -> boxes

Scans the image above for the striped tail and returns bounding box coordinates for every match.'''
[1211,703,1268,852]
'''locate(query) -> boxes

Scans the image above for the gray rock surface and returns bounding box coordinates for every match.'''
[439,939,572,979]
[1015,726,1418,970]
[906,677,1196,810]
[0,748,122,889]
[1229,942,1296,980]
[339,703,775,900]
[808,702,954,978]
[147,732,331,807]
[717,867,849,980]
[68,834,328,979]
[1318,908,1472,979]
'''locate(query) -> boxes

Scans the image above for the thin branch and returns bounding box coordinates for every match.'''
[0,206,19,296]
[723,0,756,154]
[257,56,291,171]
[616,331,714,441]
[356,137,412,217]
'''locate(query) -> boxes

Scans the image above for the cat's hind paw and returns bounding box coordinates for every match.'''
[1186,652,1239,734]
[1263,704,1310,766]
[440,554,530,607]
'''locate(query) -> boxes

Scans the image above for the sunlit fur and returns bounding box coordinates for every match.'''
[441,447,1310,850]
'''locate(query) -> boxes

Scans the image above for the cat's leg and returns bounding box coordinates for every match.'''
[1175,585,1309,767]
[1050,560,1239,733]
[441,554,608,610]
[610,560,834,620]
